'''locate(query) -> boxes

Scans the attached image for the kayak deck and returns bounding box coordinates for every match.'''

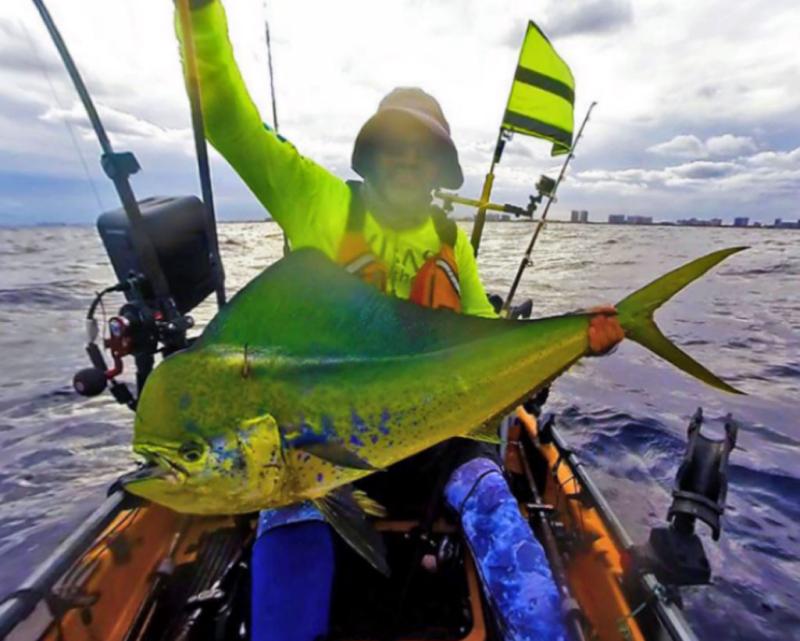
[0,409,700,641]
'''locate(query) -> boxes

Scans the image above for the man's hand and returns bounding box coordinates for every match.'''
[586,305,624,355]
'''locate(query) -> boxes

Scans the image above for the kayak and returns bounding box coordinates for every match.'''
[9,7,731,639]
[0,405,711,641]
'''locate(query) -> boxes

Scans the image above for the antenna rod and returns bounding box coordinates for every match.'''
[264,4,280,133]
[262,2,290,256]
[501,101,597,314]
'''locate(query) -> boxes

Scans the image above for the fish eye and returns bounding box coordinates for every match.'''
[178,442,204,463]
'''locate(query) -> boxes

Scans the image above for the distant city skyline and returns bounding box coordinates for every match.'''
[1,0,798,226]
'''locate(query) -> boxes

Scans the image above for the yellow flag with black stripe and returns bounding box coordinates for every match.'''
[503,22,575,156]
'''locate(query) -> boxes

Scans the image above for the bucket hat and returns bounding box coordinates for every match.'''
[351,87,464,189]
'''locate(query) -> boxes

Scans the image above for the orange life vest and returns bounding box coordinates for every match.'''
[337,182,462,313]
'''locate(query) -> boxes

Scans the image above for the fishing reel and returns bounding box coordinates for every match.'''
[631,408,737,586]
[73,285,195,408]
[73,196,218,409]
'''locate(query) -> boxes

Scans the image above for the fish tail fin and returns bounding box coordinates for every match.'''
[616,247,747,395]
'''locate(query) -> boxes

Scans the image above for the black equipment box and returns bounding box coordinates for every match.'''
[97,196,217,314]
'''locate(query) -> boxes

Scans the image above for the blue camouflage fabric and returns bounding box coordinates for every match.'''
[256,455,567,641]
[444,457,567,641]
[257,500,324,538]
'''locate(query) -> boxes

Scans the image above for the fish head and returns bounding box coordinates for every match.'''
[123,351,286,514]
[125,418,285,514]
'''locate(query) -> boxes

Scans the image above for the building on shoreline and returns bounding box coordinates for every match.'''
[485,212,512,222]
[676,217,723,227]
[607,214,652,225]
[570,210,589,223]
[600,214,798,229]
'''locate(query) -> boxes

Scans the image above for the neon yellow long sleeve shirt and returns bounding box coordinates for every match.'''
[177,1,496,318]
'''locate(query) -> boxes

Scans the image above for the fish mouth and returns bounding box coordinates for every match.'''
[121,448,188,487]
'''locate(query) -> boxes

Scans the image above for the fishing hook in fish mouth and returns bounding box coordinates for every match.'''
[118,461,169,486]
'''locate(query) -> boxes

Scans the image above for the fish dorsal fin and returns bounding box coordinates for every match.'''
[198,248,523,359]
[314,487,389,576]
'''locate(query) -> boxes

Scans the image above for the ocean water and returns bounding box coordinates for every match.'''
[0,221,797,639]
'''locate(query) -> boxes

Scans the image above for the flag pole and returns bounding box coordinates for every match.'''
[470,22,535,257]
[501,101,597,315]
[469,128,507,255]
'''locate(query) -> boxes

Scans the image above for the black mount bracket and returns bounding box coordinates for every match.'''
[632,408,737,586]
[101,151,141,181]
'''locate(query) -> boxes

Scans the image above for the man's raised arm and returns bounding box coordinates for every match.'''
[174,0,347,250]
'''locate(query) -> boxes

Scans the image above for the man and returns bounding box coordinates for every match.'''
[176,3,623,640]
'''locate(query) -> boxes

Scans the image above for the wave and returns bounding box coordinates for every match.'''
[0,286,87,310]
[763,363,800,379]
[723,263,800,277]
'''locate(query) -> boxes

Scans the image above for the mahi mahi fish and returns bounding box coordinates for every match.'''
[124,246,745,571]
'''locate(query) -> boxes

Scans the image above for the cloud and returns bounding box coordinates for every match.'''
[670,160,737,180]
[0,43,61,76]
[39,102,193,153]
[562,144,800,223]
[705,134,757,157]
[545,0,633,38]
[576,146,800,195]
[648,135,707,159]
[0,16,65,76]
[1,0,798,225]
[745,147,800,168]
[648,134,758,160]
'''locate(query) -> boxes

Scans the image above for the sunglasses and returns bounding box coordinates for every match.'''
[376,137,442,161]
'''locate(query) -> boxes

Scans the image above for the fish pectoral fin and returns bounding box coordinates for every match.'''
[314,487,390,576]
[293,441,378,470]
[461,422,503,445]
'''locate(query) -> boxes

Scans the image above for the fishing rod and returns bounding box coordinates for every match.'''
[176,0,227,308]
[501,101,597,315]
[32,0,225,311]
[32,0,228,406]
[31,0,196,400]
[30,0,173,307]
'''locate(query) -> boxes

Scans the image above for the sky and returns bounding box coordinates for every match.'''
[0,0,798,226]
